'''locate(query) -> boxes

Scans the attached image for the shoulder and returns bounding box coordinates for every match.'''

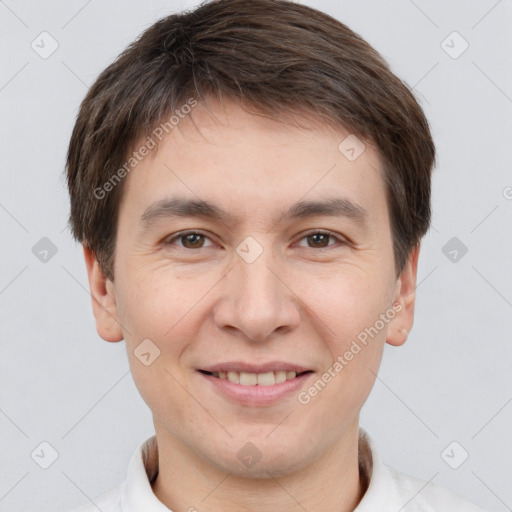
[66,483,123,512]
[386,465,487,512]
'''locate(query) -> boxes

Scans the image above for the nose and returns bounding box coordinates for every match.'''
[213,246,301,342]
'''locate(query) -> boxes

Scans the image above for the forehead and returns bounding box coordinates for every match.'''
[119,99,387,229]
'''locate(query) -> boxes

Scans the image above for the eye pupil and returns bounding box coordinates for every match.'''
[183,233,204,248]
[308,233,329,248]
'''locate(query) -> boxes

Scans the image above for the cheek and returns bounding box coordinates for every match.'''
[297,275,388,419]
[119,272,196,418]
[297,266,393,347]
[117,265,203,340]
[296,267,392,408]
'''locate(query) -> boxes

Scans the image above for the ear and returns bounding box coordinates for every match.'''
[82,244,124,343]
[386,243,420,347]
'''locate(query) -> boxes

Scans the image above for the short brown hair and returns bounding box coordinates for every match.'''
[65,0,436,281]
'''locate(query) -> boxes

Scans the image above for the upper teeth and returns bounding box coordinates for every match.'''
[213,370,298,386]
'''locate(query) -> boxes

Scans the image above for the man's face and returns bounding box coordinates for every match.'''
[85,99,418,477]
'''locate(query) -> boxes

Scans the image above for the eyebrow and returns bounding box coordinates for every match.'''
[138,195,368,232]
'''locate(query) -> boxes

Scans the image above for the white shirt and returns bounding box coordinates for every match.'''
[70,428,486,511]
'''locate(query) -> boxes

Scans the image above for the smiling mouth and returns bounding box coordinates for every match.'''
[198,369,313,386]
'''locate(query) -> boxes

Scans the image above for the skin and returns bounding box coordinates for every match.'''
[83,98,419,512]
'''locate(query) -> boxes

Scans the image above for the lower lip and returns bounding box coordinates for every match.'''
[198,371,313,406]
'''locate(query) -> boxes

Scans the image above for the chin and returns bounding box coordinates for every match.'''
[204,435,313,479]
[218,453,308,479]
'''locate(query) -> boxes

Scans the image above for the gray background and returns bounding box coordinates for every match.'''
[0,0,511,511]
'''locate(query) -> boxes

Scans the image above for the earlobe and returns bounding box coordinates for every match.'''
[386,244,420,347]
[82,244,124,343]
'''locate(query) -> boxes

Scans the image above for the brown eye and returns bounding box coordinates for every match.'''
[306,233,331,248]
[296,231,344,249]
[181,233,205,249]
[164,231,214,249]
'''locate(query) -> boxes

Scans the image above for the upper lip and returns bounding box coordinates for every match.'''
[198,361,312,374]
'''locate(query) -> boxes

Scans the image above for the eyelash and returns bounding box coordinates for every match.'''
[163,230,347,250]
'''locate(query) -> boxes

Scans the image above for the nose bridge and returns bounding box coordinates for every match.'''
[214,237,300,341]
[237,245,278,301]
[236,240,281,311]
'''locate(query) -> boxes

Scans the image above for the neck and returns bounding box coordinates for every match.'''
[151,421,367,512]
